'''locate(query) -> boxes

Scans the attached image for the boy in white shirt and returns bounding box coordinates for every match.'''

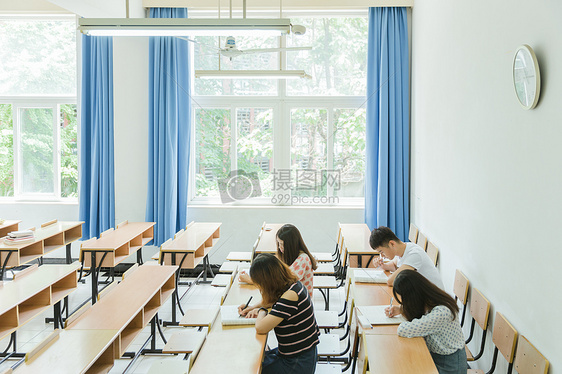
[369,226,444,290]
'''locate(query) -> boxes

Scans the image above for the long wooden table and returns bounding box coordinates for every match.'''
[14,264,178,374]
[362,333,438,374]
[189,276,266,374]
[14,329,120,374]
[0,263,80,360]
[159,222,221,325]
[159,222,221,276]
[0,221,83,280]
[351,274,438,374]
[79,221,155,304]
[340,223,378,268]
[255,223,282,254]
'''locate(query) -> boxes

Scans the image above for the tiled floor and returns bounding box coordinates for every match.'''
[0,266,347,373]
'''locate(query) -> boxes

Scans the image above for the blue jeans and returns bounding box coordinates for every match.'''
[430,348,468,374]
[262,345,318,374]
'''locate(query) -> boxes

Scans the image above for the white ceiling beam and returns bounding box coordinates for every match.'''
[45,0,145,17]
[0,0,70,13]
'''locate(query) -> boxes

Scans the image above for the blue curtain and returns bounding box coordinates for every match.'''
[365,7,410,240]
[146,8,191,246]
[79,35,115,239]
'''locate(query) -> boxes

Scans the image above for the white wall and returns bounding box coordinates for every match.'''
[113,37,150,225]
[411,0,562,372]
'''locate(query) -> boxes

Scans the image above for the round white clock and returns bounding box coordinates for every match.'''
[513,45,541,110]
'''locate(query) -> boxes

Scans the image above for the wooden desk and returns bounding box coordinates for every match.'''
[0,220,20,238]
[0,263,80,356]
[340,223,378,268]
[189,277,266,374]
[14,329,120,374]
[255,223,283,254]
[14,264,176,374]
[68,264,176,358]
[363,334,438,374]
[159,222,220,275]
[159,222,221,324]
[351,281,393,307]
[0,221,83,280]
[79,222,155,304]
[350,280,438,374]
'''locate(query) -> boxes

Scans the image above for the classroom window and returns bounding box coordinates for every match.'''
[286,17,368,96]
[290,109,328,197]
[190,12,367,206]
[194,35,278,96]
[0,16,77,200]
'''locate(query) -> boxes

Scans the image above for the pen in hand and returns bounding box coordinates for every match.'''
[388,297,394,317]
[239,296,253,317]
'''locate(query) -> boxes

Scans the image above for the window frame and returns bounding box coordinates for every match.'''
[0,96,77,202]
[0,14,78,202]
[189,11,368,206]
[189,94,366,207]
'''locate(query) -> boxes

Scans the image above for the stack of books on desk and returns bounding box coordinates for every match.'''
[4,230,35,245]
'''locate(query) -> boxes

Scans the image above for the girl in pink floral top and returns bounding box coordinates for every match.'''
[274,224,317,295]
[238,224,318,315]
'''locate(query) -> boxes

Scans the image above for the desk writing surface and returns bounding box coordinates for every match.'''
[223,277,263,306]
[189,325,266,374]
[340,224,377,255]
[162,222,221,252]
[255,223,282,253]
[352,282,393,307]
[14,329,119,374]
[363,324,399,335]
[190,278,266,374]
[68,264,177,330]
[0,263,80,315]
[364,334,438,374]
[80,222,154,250]
[0,221,83,250]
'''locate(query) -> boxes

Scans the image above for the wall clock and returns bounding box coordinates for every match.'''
[513,45,541,110]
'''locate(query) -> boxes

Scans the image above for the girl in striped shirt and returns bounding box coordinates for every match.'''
[240,253,320,374]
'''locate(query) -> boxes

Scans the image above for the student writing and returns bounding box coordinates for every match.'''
[369,226,444,289]
[239,224,317,314]
[240,253,320,374]
[386,270,467,374]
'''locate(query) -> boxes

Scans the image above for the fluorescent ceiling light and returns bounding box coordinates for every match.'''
[78,18,291,36]
[195,70,312,79]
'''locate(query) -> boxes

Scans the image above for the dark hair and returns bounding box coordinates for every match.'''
[276,224,318,270]
[392,269,459,321]
[369,226,401,249]
[250,253,299,305]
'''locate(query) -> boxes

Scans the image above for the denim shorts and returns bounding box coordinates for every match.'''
[430,348,468,374]
[262,345,318,374]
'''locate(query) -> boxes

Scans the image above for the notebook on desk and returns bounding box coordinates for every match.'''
[220,305,257,326]
[352,269,389,284]
[356,305,407,325]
